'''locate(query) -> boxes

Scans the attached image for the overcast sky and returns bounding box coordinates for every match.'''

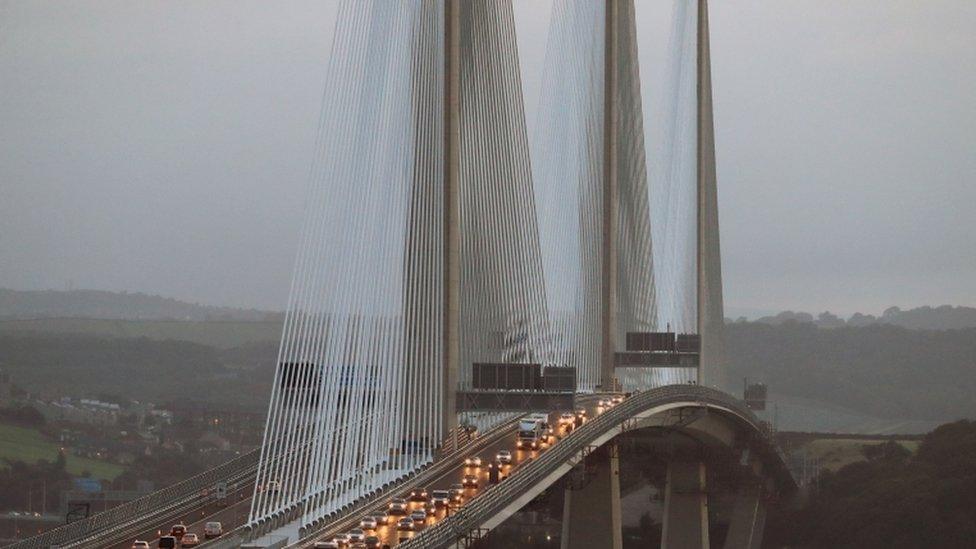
[1,1,973,317]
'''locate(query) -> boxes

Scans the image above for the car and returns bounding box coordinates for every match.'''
[410,509,428,523]
[131,542,150,549]
[347,529,365,542]
[574,410,586,427]
[611,395,624,405]
[180,533,200,547]
[204,521,223,539]
[158,537,177,549]
[430,489,451,506]
[598,398,612,407]
[462,473,479,488]
[424,502,437,515]
[364,535,381,549]
[170,524,187,539]
[545,426,556,441]
[265,480,281,493]
[370,513,388,525]
[559,412,575,425]
[389,497,408,514]
[313,541,339,549]
[409,487,429,502]
[496,450,513,464]
[333,533,351,545]
[397,517,415,531]
[359,516,377,530]
[449,483,465,502]
[464,456,482,467]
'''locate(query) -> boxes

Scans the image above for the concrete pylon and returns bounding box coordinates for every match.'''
[561,444,622,549]
[722,482,765,549]
[661,460,709,549]
[601,0,620,392]
[442,0,461,449]
[697,0,726,390]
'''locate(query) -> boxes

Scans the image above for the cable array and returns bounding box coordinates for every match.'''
[456,0,553,428]
[457,0,551,385]
[250,0,550,528]
[250,0,445,525]
[650,1,698,337]
[531,0,607,392]
[531,1,701,391]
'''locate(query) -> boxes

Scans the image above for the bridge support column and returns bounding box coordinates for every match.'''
[722,482,765,549]
[661,460,709,549]
[441,0,461,450]
[561,444,622,549]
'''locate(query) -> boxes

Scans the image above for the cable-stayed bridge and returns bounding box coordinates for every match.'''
[11,2,794,548]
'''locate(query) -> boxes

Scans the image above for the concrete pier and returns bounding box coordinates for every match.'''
[661,460,709,549]
[561,444,622,549]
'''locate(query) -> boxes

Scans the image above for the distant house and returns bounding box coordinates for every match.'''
[36,397,119,426]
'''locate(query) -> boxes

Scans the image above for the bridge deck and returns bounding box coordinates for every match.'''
[400,385,795,549]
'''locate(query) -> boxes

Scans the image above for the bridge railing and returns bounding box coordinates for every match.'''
[6,448,261,549]
[401,384,792,549]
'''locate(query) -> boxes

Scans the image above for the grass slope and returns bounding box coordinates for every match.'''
[0,423,124,480]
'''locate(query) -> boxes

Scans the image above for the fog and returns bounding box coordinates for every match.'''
[1,1,973,316]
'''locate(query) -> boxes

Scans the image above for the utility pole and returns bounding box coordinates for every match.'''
[443,0,461,450]
[601,0,619,392]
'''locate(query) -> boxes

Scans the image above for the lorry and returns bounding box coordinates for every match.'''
[516,414,550,450]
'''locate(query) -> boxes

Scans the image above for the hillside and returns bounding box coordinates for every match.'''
[0,332,275,411]
[752,304,976,330]
[0,317,281,349]
[0,288,282,322]
[726,322,976,422]
[766,420,976,548]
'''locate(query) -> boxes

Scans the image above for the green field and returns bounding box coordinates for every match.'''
[0,423,125,480]
[0,318,281,348]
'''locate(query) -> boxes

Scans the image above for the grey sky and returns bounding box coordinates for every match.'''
[1,1,973,317]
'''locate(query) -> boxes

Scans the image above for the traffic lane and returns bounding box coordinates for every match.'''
[311,395,618,547]
[338,404,608,548]
[365,433,524,548]
[104,487,251,549]
[304,419,527,547]
[311,427,526,547]
[149,495,252,549]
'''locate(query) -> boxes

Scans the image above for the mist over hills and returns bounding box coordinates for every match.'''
[726,322,976,424]
[3,287,975,331]
[0,288,282,321]
[1,287,974,432]
[743,305,976,331]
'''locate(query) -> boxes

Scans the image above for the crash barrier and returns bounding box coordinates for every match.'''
[7,449,261,549]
